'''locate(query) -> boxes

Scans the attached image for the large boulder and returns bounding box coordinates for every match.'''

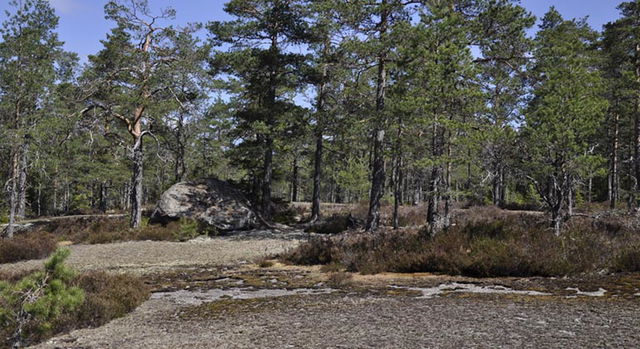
[151,179,258,231]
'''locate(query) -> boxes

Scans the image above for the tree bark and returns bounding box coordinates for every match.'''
[5,150,20,239]
[261,136,274,219]
[290,155,299,202]
[634,42,640,211]
[99,181,108,213]
[365,0,388,232]
[17,142,28,219]
[130,137,144,228]
[610,111,619,208]
[426,122,445,234]
[310,52,329,222]
[310,131,323,222]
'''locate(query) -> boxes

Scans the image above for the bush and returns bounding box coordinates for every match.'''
[612,245,640,272]
[283,238,335,265]
[66,271,150,329]
[283,213,640,278]
[0,232,58,264]
[0,251,150,349]
[306,214,352,235]
[0,249,85,348]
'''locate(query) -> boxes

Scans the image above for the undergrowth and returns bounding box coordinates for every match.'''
[283,210,640,277]
[0,249,149,348]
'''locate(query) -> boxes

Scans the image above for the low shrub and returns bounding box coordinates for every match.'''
[0,250,150,349]
[0,232,57,264]
[66,271,150,329]
[283,238,335,265]
[283,213,640,278]
[305,214,353,235]
[612,245,640,272]
[82,219,205,244]
[0,249,85,348]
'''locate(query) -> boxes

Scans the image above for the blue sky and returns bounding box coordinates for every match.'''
[0,0,624,62]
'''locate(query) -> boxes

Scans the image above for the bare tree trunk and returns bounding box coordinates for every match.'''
[443,139,452,230]
[634,43,640,211]
[5,151,19,238]
[17,142,28,219]
[261,136,274,219]
[426,165,441,233]
[310,132,323,222]
[174,115,186,183]
[36,180,42,217]
[290,155,299,202]
[426,121,445,234]
[310,57,328,222]
[99,181,108,213]
[130,137,144,228]
[610,111,619,208]
[568,182,574,217]
[367,127,386,231]
[365,1,388,233]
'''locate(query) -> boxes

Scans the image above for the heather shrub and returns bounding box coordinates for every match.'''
[283,211,640,277]
[0,232,57,264]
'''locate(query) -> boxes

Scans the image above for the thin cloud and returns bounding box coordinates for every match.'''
[49,0,83,14]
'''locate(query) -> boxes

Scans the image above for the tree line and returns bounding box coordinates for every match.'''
[1,0,639,236]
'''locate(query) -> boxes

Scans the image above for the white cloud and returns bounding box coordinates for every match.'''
[48,0,83,14]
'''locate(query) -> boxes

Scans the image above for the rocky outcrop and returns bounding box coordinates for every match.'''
[151,179,258,231]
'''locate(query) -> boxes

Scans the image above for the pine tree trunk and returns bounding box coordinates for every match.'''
[310,57,328,223]
[426,165,441,233]
[310,132,323,222]
[17,142,28,219]
[5,150,19,238]
[365,62,387,231]
[290,155,299,202]
[366,127,386,231]
[392,156,403,230]
[130,137,144,228]
[365,2,388,232]
[261,136,274,219]
[99,181,108,213]
[427,122,445,234]
[610,111,619,208]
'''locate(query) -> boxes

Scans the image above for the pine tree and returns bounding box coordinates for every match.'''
[522,8,608,234]
[208,0,311,219]
[0,0,67,237]
[83,0,206,228]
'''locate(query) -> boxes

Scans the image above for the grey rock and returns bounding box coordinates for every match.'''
[151,179,258,231]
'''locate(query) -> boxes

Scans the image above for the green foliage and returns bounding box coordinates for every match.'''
[0,249,84,347]
[173,217,215,241]
[333,157,370,202]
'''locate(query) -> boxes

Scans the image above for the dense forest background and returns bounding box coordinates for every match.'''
[1,0,639,235]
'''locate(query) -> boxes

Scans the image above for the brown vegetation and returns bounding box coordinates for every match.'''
[0,232,57,264]
[283,207,640,277]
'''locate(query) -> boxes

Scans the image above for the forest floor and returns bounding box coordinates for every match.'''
[1,228,635,348]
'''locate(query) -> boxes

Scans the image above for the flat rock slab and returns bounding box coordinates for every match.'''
[34,292,640,348]
[0,231,305,274]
